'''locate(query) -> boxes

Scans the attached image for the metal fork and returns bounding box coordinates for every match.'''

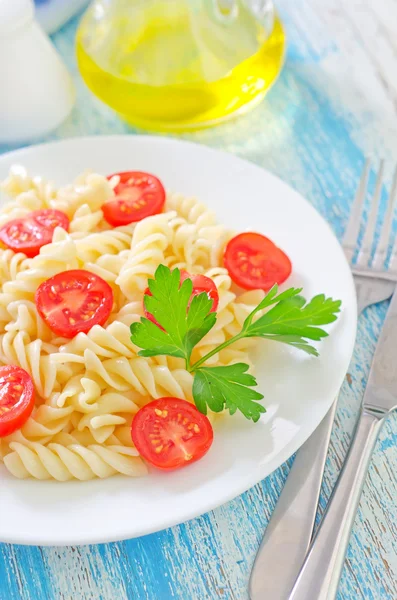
[287,160,397,600]
[250,160,397,600]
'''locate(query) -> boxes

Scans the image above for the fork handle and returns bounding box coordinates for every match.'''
[288,409,384,600]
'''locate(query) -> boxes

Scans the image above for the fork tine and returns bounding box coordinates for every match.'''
[373,165,397,269]
[343,159,370,263]
[358,160,385,267]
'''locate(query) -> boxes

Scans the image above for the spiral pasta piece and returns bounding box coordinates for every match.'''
[0,331,58,396]
[165,193,233,269]
[84,252,130,286]
[51,350,195,400]
[75,389,143,444]
[0,330,81,400]
[1,405,74,458]
[69,204,104,234]
[165,192,217,226]
[3,437,147,480]
[0,250,29,287]
[0,165,56,203]
[0,229,78,303]
[74,226,134,263]
[5,299,52,340]
[52,171,115,220]
[116,211,177,296]
[58,321,137,361]
[55,376,102,411]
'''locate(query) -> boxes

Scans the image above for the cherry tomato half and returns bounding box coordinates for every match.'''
[224,232,292,291]
[143,270,219,328]
[103,171,166,226]
[179,271,219,312]
[35,269,113,338]
[0,209,69,258]
[0,365,35,437]
[131,397,213,470]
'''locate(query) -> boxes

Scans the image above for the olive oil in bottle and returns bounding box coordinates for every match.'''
[76,0,285,130]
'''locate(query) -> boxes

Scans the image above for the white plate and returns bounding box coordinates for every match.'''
[0,136,356,546]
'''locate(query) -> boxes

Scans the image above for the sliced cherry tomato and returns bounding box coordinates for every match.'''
[0,366,35,437]
[143,270,219,328]
[103,171,166,226]
[131,397,213,470]
[35,269,113,338]
[0,209,69,258]
[224,232,292,291]
[179,271,219,312]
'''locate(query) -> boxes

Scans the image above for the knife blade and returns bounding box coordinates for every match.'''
[249,401,337,600]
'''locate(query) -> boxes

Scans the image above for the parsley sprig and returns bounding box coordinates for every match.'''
[130,265,341,422]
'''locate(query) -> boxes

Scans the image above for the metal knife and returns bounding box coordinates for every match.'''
[249,401,337,600]
[288,290,397,600]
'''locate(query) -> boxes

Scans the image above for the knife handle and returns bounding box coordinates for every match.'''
[288,409,384,600]
[249,401,337,600]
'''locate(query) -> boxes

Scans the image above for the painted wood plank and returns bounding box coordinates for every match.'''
[2,1,397,598]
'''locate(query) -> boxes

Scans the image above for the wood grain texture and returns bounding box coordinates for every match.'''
[1,0,397,598]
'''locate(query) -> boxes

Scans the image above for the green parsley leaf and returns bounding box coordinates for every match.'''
[185,293,217,358]
[130,318,186,358]
[130,265,342,423]
[241,285,341,356]
[130,265,216,362]
[193,364,265,422]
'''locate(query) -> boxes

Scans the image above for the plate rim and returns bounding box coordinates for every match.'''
[0,135,357,545]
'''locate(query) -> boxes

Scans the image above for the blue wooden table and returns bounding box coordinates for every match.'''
[2,1,397,598]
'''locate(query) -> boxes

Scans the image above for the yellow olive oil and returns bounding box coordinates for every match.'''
[76,1,286,130]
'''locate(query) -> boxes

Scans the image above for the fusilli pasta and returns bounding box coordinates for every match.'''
[0,166,261,481]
